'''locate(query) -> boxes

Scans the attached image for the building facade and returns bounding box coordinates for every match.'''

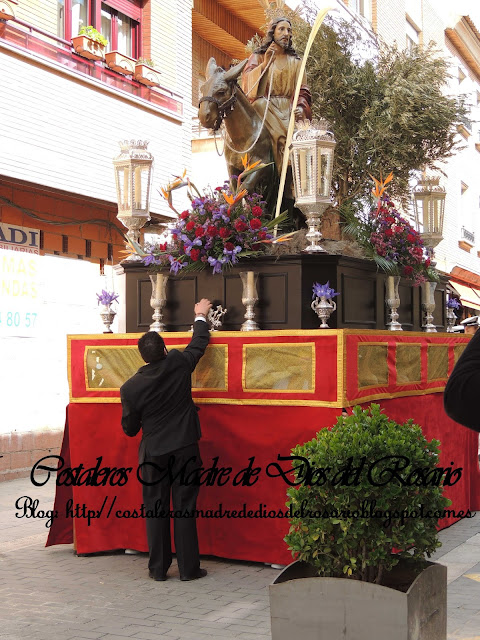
[0,0,192,478]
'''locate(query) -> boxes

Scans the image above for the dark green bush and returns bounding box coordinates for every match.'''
[284,404,451,583]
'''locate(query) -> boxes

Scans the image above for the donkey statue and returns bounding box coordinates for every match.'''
[198,57,278,214]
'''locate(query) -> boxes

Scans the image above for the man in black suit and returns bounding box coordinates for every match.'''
[120,298,212,581]
[444,325,480,432]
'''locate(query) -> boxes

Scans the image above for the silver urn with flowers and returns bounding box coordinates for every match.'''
[311,281,339,329]
[97,289,118,333]
[446,297,460,333]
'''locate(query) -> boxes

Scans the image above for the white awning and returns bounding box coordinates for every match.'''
[450,281,480,311]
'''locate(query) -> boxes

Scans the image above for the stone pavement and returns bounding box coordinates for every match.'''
[1,476,479,640]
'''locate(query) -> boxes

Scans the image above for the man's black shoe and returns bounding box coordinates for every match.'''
[180,568,207,581]
[149,571,167,581]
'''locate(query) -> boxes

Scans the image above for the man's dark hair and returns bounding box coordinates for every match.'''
[138,331,166,363]
[255,16,299,58]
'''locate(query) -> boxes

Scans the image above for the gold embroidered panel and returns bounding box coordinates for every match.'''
[454,344,467,365]
[427,345,449,381]
[86,347,143,389]
[192,345,228,390]
[243,343,315,392]
[396,344,422,385]
[358,344,388,389]
[85,345,227,391]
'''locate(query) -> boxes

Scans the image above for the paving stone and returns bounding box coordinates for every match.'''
[2,477,480,639]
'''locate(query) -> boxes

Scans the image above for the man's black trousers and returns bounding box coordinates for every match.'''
[141,442,202,579]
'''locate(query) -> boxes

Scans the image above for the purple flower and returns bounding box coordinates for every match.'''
[223,245,242,258]
[208,256,227,274]
[168,256,185,275]
[447,298,461,310]
[312,281,339,300]
[96,289,119,306]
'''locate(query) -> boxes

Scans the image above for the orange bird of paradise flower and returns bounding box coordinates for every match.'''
[370,171,393,200]
[222,188,248,214]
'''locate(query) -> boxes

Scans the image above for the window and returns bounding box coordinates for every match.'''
[406,19,419,51]
[57,0,90,40]
[58,0,141,57]
[350,0,371,21]
[101,3,139,57]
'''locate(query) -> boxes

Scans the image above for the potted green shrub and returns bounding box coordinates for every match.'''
[269,404,449,640]
[71,26,107,61]
[134,57,161,87]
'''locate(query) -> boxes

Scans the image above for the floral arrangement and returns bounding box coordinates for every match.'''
[446,298,461,310]
[125,157,291,275]
[312,281,339,300]
[343,173,437,285]
[96,290,119,306]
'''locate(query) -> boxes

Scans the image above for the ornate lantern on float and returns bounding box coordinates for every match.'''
[412,175,446,266]
[290,119,336,252]
[412,175,446,333]
[113,140,154,259]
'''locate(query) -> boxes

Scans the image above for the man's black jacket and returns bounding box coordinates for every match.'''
[120,320,210,459]
[444,329,480,432]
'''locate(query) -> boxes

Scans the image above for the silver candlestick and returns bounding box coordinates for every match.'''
[385,275,402,331]
[422,281,437,332]
[240,271,259,331]
[149,273,168,332]
[311,296,336,328]
[208,305,227,331]
[445,307,457,333]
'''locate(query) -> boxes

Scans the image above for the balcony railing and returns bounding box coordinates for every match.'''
[461,227,475,245]
[0,18,183,117]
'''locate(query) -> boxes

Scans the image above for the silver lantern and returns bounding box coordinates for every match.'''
[113,140,154,257]
[290,119,336,252]
[412,176,446,266]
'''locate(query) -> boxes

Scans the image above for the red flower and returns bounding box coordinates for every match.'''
[180,210,189,220]
[407,234,416,242]
[403,266,414,276]
[258,231,267,240]
[195,227,205,237]
[249,218,262,230]
[252,206,263,217]
[185,220,195,231]
[159,243,167,251]
[190,248,200,261]
[206,225,218,237]
[235,220,247,232]
[224,242,235,251]
[425,258,431,267]
[219,227,230,238]
[385,216,395,224]
[385,229,393,237]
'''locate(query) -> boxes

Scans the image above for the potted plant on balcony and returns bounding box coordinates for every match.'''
[0,0,16,21]
[71,26,107,61]
[105,50,136,75]
[269,404,450,640]
[134,57,161,87]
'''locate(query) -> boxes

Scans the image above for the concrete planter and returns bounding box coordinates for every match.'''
[105,51,135,75]
[71,35,105,61]
[134,63,161,87]
[0,0,15,21]
[269,559,446,640]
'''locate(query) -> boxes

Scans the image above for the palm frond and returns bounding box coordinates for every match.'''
[372,255,399,276]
